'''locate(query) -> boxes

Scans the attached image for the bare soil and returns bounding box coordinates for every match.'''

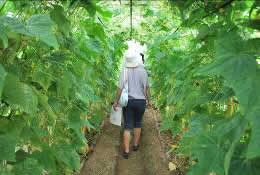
[80,109,179,175]
[151,109,189,175]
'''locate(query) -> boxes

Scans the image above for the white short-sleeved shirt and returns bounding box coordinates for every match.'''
[118,65,149,100]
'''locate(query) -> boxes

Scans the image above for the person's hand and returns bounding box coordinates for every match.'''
[113,102,119,111]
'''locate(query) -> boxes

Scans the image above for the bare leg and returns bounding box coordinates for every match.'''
[134,128,141,146]
[123,130,131,153]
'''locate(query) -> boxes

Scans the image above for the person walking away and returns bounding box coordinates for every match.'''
[113,49,151,159]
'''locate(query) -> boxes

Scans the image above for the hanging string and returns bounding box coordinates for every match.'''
[130,0,133,38]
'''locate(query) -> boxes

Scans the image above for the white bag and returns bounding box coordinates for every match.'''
[110,106,122,126]
[119,68,128,107]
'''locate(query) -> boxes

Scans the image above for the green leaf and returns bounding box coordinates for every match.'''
[0,118,25,138]
[0,168,15,175]
[15,149,29,163]
[32,70,53,91]
[229,155,260,175]
[74,80,96,104]
[0,119,25,161]
[179,115,210,154]
[0,64,7,100]
[68,108,95,136]
[224,116,247,175]
[0,24,8,49]
[93,24,106,42]
[0,16,28,35]
[249,20,260,30]
[19,126,46,146]
[3,74,38,114]
[0,135,16,161]
[247,113,260,159]
[31,149,56,173]
[50,5,71,35]
[96,6,112,18]
[36,92,57,121]
[197,24,210,40]
[187,134,225,175]
[26,14,58,48]
[247,38,260,55]
[84,2,97,17]
[86,38,102,54]
[57,71,73,99]
[198,34,258,114]
[13,158,44,175]
[54,145,80,170]
[183,8,207,27]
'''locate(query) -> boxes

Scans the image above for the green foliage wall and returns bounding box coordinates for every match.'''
[0,1,124,174]
[143,1,260,175]
[1,0,260,175]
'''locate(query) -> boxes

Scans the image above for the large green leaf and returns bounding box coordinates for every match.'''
[13,158,44,175]
[32,70,53,91]
[198,34,258,114]
[0,24,8,49]
[19,125,46,146]
[187,134,225,175]
[83,1,97,16]
[229,157,260,175]
[54,144,80,171]
[67,108,95,139]
[57,71,74,99]
[74,80,96,104]
[96,6,112,18]
[0,119,25,162]
[197,32,260,165]
[0,16,28,35]
[247,38,260,55]
[15,149,30,164]
[247,113,260,159]
[197,24,210,40]
[179,115,212,155]
[0,168,14,175]
[3,74,38,114]
[26,14,58,48]
[246,73,260,159]
[50,5,71,35]
[0,118,25,138]
[0,135,16,161]
[224,116,247,175]
[36,92,57,121]
[0,64,7,100]
[31,149,56,173]
[86,38,102,54]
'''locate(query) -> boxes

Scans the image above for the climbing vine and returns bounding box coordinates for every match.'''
[0,1,124,174]
[145,1,260,175]
[1,0,260,175]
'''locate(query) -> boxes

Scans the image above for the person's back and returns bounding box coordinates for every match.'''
[114,48,151,159]
[120,65,148,100]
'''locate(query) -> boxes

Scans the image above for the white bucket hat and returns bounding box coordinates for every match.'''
[124,49,141,68]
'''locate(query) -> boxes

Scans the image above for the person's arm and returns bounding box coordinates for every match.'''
[113,88,123,111]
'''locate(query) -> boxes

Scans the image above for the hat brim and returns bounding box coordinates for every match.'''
[126,62,139,68]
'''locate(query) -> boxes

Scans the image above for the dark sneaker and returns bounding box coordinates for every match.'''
[133,145,139,151]
[123,151,129,159]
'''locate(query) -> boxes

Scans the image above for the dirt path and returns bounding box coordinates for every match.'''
[80,109,170,175]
